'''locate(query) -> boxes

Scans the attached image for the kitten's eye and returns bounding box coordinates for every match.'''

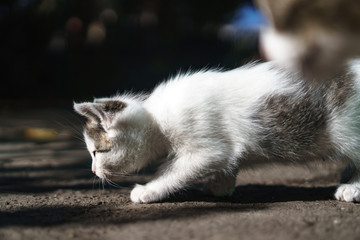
[97,149,110,153]
[93,149,110,157]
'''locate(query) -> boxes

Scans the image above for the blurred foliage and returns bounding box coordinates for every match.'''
[0,0,260,107]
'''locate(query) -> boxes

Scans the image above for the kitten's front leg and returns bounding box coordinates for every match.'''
[130,154,217,203]
[335,184,360,202]
[130,183,164,203]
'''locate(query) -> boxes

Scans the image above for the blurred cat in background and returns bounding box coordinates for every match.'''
[256,0,360,79]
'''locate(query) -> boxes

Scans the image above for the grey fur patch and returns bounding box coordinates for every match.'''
[86,122,112,151]
[252,70,354,161]
[100,101,127,113]
[325,70,355,109]
[82,101,126,151]
[254,92,329,160]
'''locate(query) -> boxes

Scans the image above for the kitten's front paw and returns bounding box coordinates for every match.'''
[335,184,360,202]
[130,184,164,203]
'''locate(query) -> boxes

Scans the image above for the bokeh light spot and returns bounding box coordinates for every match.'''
[66,17,83,35]
[87,22,106,45]
[99,8,118,24]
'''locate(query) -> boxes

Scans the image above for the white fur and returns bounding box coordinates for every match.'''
[75,61,360,203]
[129,64,299,202]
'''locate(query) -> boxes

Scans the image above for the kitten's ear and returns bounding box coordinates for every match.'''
[74,100,127,130]
[73,102,102,122]
[94,100,127,130]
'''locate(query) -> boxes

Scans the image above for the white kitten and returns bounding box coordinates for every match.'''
[74,61,360,203]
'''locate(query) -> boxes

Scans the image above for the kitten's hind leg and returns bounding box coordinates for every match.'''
[335,162,360,202]
[203,168,238,197]
[340,162,357,184]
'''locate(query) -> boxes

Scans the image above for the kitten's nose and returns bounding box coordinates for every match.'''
[92,169,96,174]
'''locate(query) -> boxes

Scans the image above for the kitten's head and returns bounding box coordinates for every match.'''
[74,97,155,180]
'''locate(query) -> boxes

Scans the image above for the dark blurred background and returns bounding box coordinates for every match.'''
[0,0,264,110]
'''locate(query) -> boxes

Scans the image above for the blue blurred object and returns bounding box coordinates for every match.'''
[218,3,267,41]
[232,3,267,32]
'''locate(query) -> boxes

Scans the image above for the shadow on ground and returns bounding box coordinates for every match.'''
[168,184,337,204]
[0,183,337,228]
